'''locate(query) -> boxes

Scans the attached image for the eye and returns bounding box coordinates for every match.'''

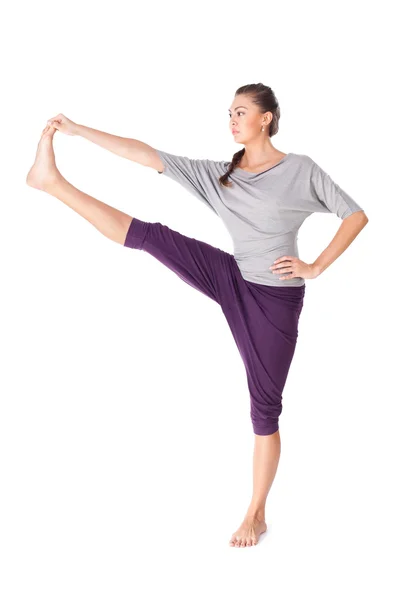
[228,112,244,118]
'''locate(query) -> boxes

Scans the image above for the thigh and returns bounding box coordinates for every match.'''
[221,279,306,435]
[124,217,234,306]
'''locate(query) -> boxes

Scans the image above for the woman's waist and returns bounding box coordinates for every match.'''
[234,237,299,262]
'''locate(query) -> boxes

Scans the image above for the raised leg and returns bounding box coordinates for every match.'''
[26,124,133,245]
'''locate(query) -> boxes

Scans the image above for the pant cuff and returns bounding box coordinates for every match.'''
[252,421,279,436]
[124,217,150,250]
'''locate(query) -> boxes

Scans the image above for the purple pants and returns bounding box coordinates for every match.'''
[124,217,305,436]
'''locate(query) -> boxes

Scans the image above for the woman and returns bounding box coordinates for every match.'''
[26,83,368,548]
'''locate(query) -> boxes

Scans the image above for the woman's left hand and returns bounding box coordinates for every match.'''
[269,256,320,280]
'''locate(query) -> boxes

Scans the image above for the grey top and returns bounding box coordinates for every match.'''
[155,150,364,287]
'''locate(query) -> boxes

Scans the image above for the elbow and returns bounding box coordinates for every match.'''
[355,210,369,231]
[345,209,368,223]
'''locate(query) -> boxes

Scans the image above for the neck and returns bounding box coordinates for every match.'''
[242,140,282,168]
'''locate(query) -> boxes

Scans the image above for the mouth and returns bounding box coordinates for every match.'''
[232,131,239,135]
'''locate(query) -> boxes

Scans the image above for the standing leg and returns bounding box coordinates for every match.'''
[26,124,133,244]
[229,432,279,547]
[222,272,305,547]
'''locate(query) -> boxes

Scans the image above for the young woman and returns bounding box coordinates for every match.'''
[26,83,368,548]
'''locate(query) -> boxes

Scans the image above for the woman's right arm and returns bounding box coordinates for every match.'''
[76,124,164,170]
[46,114,164,171]
[46,115,219,215]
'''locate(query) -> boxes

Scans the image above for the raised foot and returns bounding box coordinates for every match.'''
[26,124,62,191]
[229,515,267,548]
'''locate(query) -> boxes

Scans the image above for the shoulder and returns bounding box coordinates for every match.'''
[203,158,231,176]
[290,152,314,167]
[288,153,319,179]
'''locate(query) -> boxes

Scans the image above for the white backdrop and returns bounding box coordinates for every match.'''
[2,0,399,598]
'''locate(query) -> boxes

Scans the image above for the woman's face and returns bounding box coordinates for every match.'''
[228,95,270,143]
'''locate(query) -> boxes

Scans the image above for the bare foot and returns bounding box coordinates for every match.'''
[229,515,267,548]
[26,124,63,191]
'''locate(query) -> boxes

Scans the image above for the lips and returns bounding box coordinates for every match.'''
[232,130,239,134]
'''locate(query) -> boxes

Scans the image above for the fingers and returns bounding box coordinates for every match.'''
[47,113,63,123]
[41,123,56,138]
[47,114,64,130]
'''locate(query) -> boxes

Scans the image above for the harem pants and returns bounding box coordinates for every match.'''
[124,217,305,436]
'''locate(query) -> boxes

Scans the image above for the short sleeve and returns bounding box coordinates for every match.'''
[154,149,219,216]
[310,160,364,219]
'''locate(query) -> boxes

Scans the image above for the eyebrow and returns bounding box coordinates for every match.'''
[228,106,247,113]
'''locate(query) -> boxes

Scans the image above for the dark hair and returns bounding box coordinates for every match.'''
[219,83,281,188]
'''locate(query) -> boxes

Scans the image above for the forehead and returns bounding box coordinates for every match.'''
[229,104,248,112]
[229,96,251,111]
[229,105,248,110]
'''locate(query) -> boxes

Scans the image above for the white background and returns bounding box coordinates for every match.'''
[2,0,399,598]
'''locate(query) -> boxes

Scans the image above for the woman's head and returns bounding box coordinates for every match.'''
[219,83,281,188]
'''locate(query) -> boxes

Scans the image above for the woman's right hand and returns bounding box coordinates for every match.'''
[46,114,79,136]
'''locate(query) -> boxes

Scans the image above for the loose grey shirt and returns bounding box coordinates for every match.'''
[155,150,364,287]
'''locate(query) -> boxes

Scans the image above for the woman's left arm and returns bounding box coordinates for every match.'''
[309,210,368,277]
[271,158,369,281]
[271,210,369,280]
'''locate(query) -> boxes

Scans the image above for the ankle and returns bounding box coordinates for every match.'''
[44,174,65,194]
[246,508,265,522]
